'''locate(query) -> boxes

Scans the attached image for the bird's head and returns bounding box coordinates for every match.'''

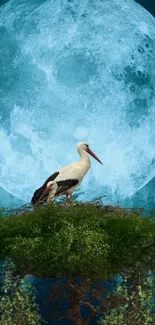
[46,181,54,188]
[77,142,103,164]
[38,181,54,202]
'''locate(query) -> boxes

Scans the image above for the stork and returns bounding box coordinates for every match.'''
[31,142,103,205]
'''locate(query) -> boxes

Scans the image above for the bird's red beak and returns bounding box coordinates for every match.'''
[39,186,50,202]
[87,148,103,164]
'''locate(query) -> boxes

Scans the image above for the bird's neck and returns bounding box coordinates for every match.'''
[78,148,91,172]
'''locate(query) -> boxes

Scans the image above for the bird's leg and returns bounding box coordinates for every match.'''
[68,193,72,201]
[65,193,72,205]
[68,193,76,206]
[65,194,69,203]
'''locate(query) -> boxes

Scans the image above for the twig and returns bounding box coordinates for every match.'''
[92,195,107,202]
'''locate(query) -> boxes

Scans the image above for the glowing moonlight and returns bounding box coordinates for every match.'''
[0,0,155,202]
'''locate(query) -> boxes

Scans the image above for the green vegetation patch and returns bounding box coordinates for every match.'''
[0,203,155,279]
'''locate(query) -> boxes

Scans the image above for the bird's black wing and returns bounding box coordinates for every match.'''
[55,179,79,196]
[31,171,59,204]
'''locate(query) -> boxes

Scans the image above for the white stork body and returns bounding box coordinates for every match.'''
[31,142,103,204]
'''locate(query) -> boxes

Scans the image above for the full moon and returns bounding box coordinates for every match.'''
[0,0,155,202]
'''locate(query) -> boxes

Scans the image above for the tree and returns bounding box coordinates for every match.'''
[0,260,45,325]
[99,271,155,325]
[0,203,155,324]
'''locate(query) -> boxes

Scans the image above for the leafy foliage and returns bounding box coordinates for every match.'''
[99,272,155,325]
[0,203,155,278]
[0,203,155,324]
[0,261,45,325]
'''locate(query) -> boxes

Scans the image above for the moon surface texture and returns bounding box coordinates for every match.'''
[0,0,155,203]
